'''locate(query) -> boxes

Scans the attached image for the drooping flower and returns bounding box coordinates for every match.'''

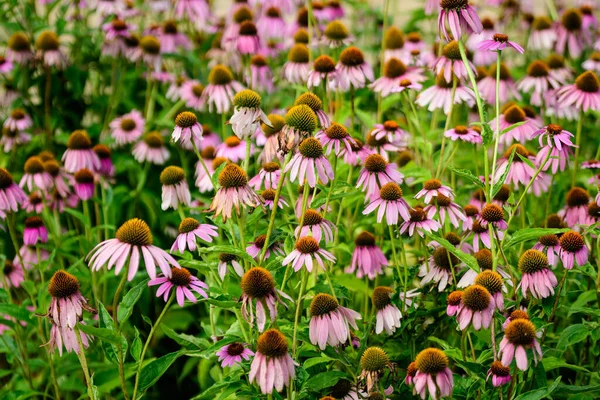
[307,55,338,90]
[309,293,361,349]
[420,247,459,291]
[216,136,252,163]
[160,166,191,211]
[149,267,208,307]
[138,35,162,68]
[559,231,589,269]
[20,156,53,192]
[282,236,336,272]
[531,124,575,173]
[180,80,205,111]
[363,182,411,226]
[23,192,45,214]
[48,324,91,357]
[209,164,262,221]
[1,260,24,289]
[87,218,180,281]
[62,130,101,174]
[518,250,557,299]
[372,286,402,335]
[133,131,171,165]
[216,342,254,368]
[230,89,271,139]
[433,41,476,83]
[415,179,454,203]
[557,71,600,112]
[346,231,388,280]
[23,215,48,246]
[35,31,68,68]
[475,270,505,311]
[249,329,296,394]
[282,44,311,85]
[241,267,292,331]
[171,217,218,253]
[444,125,482,144]
[559,187,590,227]
[0,167,27,213]
[285,137,334,188]
[424,194,467,228]
[258,114,286,163]
[517,60,561,106]
[412,348,454,400]
[246,234,284,260]
[93,145,115,179]
[533,234,561,267]
[417,72,475,114]
[3,109,32,132]
[1,125,31,152]
[73,169,95,201]
[488,104,539,145]
[478,63,522,104]
[336,46,374,91]
[322,20,353,47]
[528,16,556,51]
[438,0,483,41]
[555,8,585,58]
[47,270,94,329]
[479,203,507,231]
[401,206,442,237]
[487,361,512,387]
[295,209,336,243]
[359,347,391,392]
[201,64,245,114]
[6,32,34,64]
[499,318,542,371]
[371,58,425,97]
[357,154,404,201]
[446,290,463,316]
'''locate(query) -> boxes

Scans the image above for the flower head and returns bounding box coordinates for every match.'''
[216,342,254,368]
[149,267,208,306]
[499,319,542,371]
[372,286,402,335]
[309,293,361,349]
[413,348,454,400]
[250,329,296,394]
[438,0,483,41]
[518,250,557,299]
[209,164,261,221]
[241,267,292,331]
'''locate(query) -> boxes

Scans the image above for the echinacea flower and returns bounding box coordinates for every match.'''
[294,92,330,129]
[383,27,406,62]
[6,32,34,64]
[285,137,334,188]
[48,324,91,357]
[528,16,556,51]
[46,270,94,328]
[249,162,281,190]
[249,55,274,93]
[357,154,404,201]
[371,58,425,97]
[234,21,260,55]
[502,309,530,330]
[424,194,467,228]
[1,125,31,152]
[309,293,361,349]
[475,270,505,311]
[279,105,318,155]
[35,31,68,68]
[556,8,585,58]
[583,52,600,74]
[20,156,53,192]
[532,124,575,173]
[494,144,541,192]
[344,138,372,167]
[160,166,191,211]
[246,234,284,259]
[558,187,590,227]
[230,90,270,139]
[260,189,288,210]
[359,347,392,392]
[336,46,374,91]
[172,111,203,150]
[371,120,409,146]
[218,253,244,280]
[372,286,402,335]
[110,109,145,146]
[138,35,162,68]
[241,267,292,331]
[171,217,218,253]
[327,379,364,400]
[517,60,561,106]
[401,206,442,237]
[201,64,244,114]
[546,54,574,82]
[23,192,44,214]
[518,250,557,299]
[62,130,101,174]
[281,44,311,85]
[257,7,286,40]
[490,104,539,145]
[477,33,524,53]
[295,209,336,243]
[412,348,454,400]
[216,136,253,163]
[4,109,32,132]
[258,114,285,163]
[283,236,336,272]
[92,144,114,179]
[180,80,205,111]
[479,203,507,231]
[158,20,191,54]
[433,41,475,83]
[446,290,462,316]
[415,178,454,203]
[209,164,261,221]
[487,361,512,387]
[438,0,483,41]
[23,215,48,246]
[533,234,561,266]
[557,71,600,112]
[1,260,24,289]
[499,318,542,371]
[0,168,27,213]
[363,182,411,225]
[346,231,388,280]
[149,267,208,306]
[307,55,338,90]
[250,329,296,394]
[559,231,588,269]
[216,342,254,368]
[417,72,475,114]
[478,63,522,104]
[444,125,482,144]
[133,131,170,165]
[73,169,95,201]
[420,247,459,291]
[322,20,353,47]
[87,218,180,281]
[406,362,418,387]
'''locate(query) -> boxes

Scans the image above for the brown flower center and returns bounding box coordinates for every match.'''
[241,267,275,298]
[116,218,153,246]
[415,348,448,374]
[310,293,339,316]
[518,249,548,274]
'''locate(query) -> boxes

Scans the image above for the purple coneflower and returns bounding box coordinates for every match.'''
[308,55,338,90]
[447,290,462,316]
[201,64,244,114]
[382,27,406,62]
[488,361,512,387]
[518,250,557,299]
[295,209,336,243]
[346,231,387,280]
[475,270,505,311]
[48,323,91,357]
[209,164,261,221]
[218,253,244,280]
[417,72,475,114]
[194,149,218,192]
[160,166,191,211]
[62,130,101,174]
[479,203,508,231]
[557,71,600,112]
[47,271,93,328]
[258,115,285,163]
[6,32,33,64]
[420,246,459,291]
[282,44,310,85]
[279,105,317,155]
[87,218,180,281]
[371,58,425,97]
[42,160,69,197]
[172,111,203,150]
[413,348,454,400]
[455,284,495,330]
[23,192,45,214]
[4,109,32,132]
[1,260,24,289]
[493,144,537,189]
[257,7,286,40]
[249,54,274,93]
[230,90,270,139]
[559,231,588,269]
[36,31,67,68]
[424,194,466,228]
[559,187,590,227]
[433,41,475,83]
[547,54,573,82]
[309,293,360,349]
[158,20,191,54]
[401,206,442,237]
[499,318,542,371]
[0,168,27,213]
[372,286,402,335]
[344,138,372,167]
[261,188,288,210]
[489,104,539,145]
[533,234,561,267]
[556,8,585,58]
[249,162,281,190]
[359,347,392,392]
[502,309,530,330]
[285,137,334,188]
[315,123,354,156]
[294,92,330,129]
[283,236,336,272]
[216,136,252,163]
[246,234,284,259]
[528,16,556,51]
[138,35,162,68]
[93,145,115,179]
[241,267,292,331]
[250,329,296,394]
[133,131,170,165]
[20,156,53,192]
[415,178,454,203]
[235,21,261,55]
[180,80,205,111]
[171,217,218,253]
[336,46,374,91]
[363,182,411,225]
[73,169,95,201]
[216,342,254,368]
[322,20,353,47]
[583,52,600,74]
[357,154,403,201]
[149,267,208,306]
[478,33,524,53]
[517,60,561,106]
[1,126,31,152]
[444,125,481,144]
[438,0,483,41]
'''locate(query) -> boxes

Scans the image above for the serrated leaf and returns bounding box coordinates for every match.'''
[117,279,148,324]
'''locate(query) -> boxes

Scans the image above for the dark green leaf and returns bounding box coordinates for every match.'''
[503,228,570,249]
[513,376,561,400]
[117,279,148,324]
[427,234,479,272]
[304,370,348,392]
[447,167,485,189]
[556,324,590,352]
[492,148,515,198]
[137,351,182,398]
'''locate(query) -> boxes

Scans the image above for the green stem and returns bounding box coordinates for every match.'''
[292,270,309,356]
[44,66,52,146]
[571,110,584,188]
[489,51,503,200]
[132,295,174,400]
[323,156,338,218]
[541,270,568,344]
[388,225,403,287]
[75,327,96,400]
[435,77,457,178]
[112,273,130,400]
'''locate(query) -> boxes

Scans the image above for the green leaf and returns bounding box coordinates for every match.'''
[503,228,570,249]
[492,148,515,198]
[161,324,204,349]
[0,304,32,322]
[304,370,348,392]
[542,357,590,373]
[557,324,590,352]
[447,167,485,189]
[137,351,182,398]
[427,233,480,272]
[77,323,122,345]
[63,208,90,225]
[303,355,331,369]
[97,302,128,364]
[513,376,561,400]
[517,152,536,170]
[131,327,142,361]
[194,245,256,266]
[500,121,527,135]
[117,279,148,324]
[555,383,600,395]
